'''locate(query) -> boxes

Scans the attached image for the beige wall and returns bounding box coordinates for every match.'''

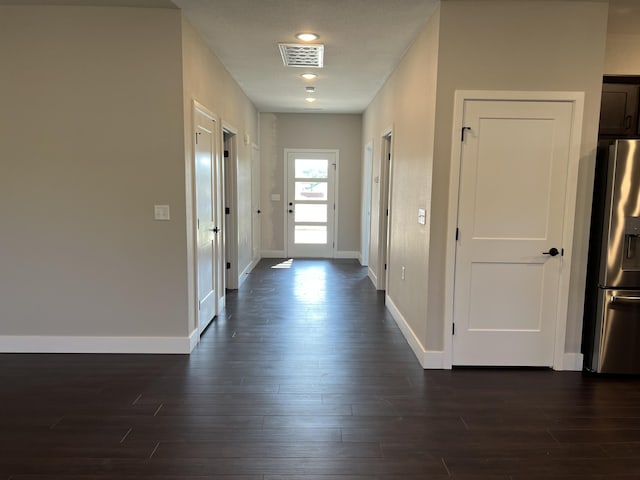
[605,33,640,74]
[181,16,259,301]
[363,8,441,345]
[0,6,188,337]
[434,0,608,354]
[259,113,362,255]
[364,0,608,357]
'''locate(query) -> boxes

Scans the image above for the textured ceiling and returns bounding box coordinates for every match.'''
[173,0,439,113]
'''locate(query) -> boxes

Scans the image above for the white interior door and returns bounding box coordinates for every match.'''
[452,99,573,366]
[286,150,337,258]
[194,109,220,334]
[361,142,373,266]
[251,144,261,264]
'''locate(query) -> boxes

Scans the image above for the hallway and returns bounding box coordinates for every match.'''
[1,259,640,479]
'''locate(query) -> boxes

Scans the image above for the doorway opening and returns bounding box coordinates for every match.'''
[377,131,393,290]
[361,142,373,266]
[223,127,239,290]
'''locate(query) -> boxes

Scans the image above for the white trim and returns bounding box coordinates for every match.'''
[561,353,584,371]
[368,266,379,289]
[190,100,221,334]
[443,90,586,370]
[361,141,373,267]
[0,333,198,354]
[335,250,359,259]
[261,250,286,258]
[385,295,444,370]
[238,260,257,287]
[386,295,445,369]
[188,328,200,351]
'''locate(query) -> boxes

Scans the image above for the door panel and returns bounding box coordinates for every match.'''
[194,109,220,334]
[286,151,336,258]
[453,100,573,366]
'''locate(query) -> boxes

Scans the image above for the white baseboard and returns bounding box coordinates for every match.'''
[385,295,445,369]
[368,267,378,288]
[238,260,256,287]
[334,250,359,259]
[261,250,286,258]
[561,353,584,371]
[0,332,198,354]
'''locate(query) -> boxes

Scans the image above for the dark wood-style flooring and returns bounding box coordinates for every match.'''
[2,258,640,479]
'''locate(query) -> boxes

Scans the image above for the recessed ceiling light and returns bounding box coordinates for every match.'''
[296,33,318,42]
[305,86,316,93]
[301,73,318,80]
[305,97,317,103]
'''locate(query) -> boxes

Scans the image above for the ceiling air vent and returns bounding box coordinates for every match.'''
[278,43,324,68]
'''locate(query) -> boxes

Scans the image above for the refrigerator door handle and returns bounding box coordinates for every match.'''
[610,295,640,304]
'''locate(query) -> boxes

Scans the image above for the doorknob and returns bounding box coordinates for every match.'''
[288,209,294,213]
[542,247,559,257]
[256,209,261,214]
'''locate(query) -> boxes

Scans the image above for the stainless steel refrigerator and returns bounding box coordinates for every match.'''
[583,139,640,374]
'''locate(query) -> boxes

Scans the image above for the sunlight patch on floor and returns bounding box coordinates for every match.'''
[271,259,294,269]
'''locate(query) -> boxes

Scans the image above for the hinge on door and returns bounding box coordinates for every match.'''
[455,227,459,241]
[388,153,391,161]
[452,323,455,335]
[561,248,565,257]
[384,263,387,270]
[386,209,389,217]
[197,218,200,229]
[225,207,230,215]
[226,262,231,270]
[461,127,471,142]
[224,150,229,158]
[195,132,200,145]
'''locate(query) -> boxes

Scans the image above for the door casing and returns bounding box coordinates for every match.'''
[187,100,225,341]
[443,90,585,370]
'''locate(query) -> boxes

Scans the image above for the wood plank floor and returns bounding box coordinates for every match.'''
[2,258,640,479]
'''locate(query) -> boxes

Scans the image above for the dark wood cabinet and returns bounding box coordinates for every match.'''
[599,83,640,136]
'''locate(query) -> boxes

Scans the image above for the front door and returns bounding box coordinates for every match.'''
[194,108,220,334]
[452,99,573,366]
[286,150,337,258]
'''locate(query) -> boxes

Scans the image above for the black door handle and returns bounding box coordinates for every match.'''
[542,247,559,257]
[288,209,294,213]
[256,209,261,214]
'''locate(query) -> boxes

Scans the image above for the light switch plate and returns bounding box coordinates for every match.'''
[154,205,170,221]
[418,208,426,225]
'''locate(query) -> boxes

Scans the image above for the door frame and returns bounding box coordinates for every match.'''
[223,124,239,289]
[360,141,373,266]
[187,100,224,343]
[283,148,339,258]
[251,142,261,268]
[442,90,585,370]
[377,128,393,290]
